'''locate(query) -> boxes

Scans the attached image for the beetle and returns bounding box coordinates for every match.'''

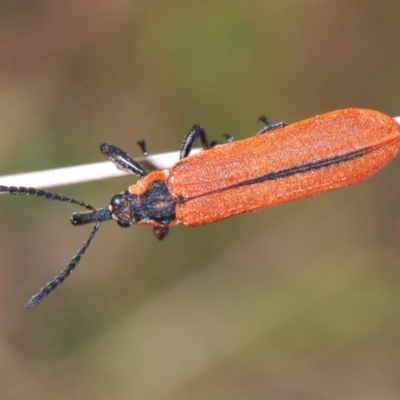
[1,108,399,308]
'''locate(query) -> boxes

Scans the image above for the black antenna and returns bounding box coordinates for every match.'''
[26,222,101,308]
[0,186,95,211]
[0,185,109,308]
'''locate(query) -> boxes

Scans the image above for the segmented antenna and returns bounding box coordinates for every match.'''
[0,186,95,210]
[0,185,101,308]
[26,222,101,308]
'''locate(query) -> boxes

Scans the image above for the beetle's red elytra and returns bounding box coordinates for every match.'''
[1,108,399,307]
[167,108,400,226]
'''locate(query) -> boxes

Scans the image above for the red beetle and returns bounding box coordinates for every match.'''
[1,108,399,307]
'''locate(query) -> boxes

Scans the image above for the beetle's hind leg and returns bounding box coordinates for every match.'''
[209,133,234,148]
[256,116,286,135]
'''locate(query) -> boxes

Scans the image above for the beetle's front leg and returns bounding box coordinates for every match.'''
[100,143,148,177]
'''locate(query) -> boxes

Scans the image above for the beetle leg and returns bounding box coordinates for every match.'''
[100,143,148,177]
[257,115,286,135]
[223,133,234,143]
[136,140,148,157]
[179,125,212,159]
[209,133,234,148]
[153,225,169,240]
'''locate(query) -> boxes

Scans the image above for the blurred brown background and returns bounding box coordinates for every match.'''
[1,1,400,399]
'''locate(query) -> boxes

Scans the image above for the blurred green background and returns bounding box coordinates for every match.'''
[1,1,400,399]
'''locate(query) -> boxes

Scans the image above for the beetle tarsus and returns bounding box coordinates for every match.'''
[257,116,286,135]
[137,140,148,157]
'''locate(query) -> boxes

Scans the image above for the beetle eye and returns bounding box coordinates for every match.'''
[110,194,122,208]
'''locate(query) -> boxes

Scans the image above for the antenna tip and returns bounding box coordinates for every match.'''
[25,293,45,309]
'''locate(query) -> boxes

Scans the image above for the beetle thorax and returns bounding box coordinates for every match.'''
[110,180,176,228]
